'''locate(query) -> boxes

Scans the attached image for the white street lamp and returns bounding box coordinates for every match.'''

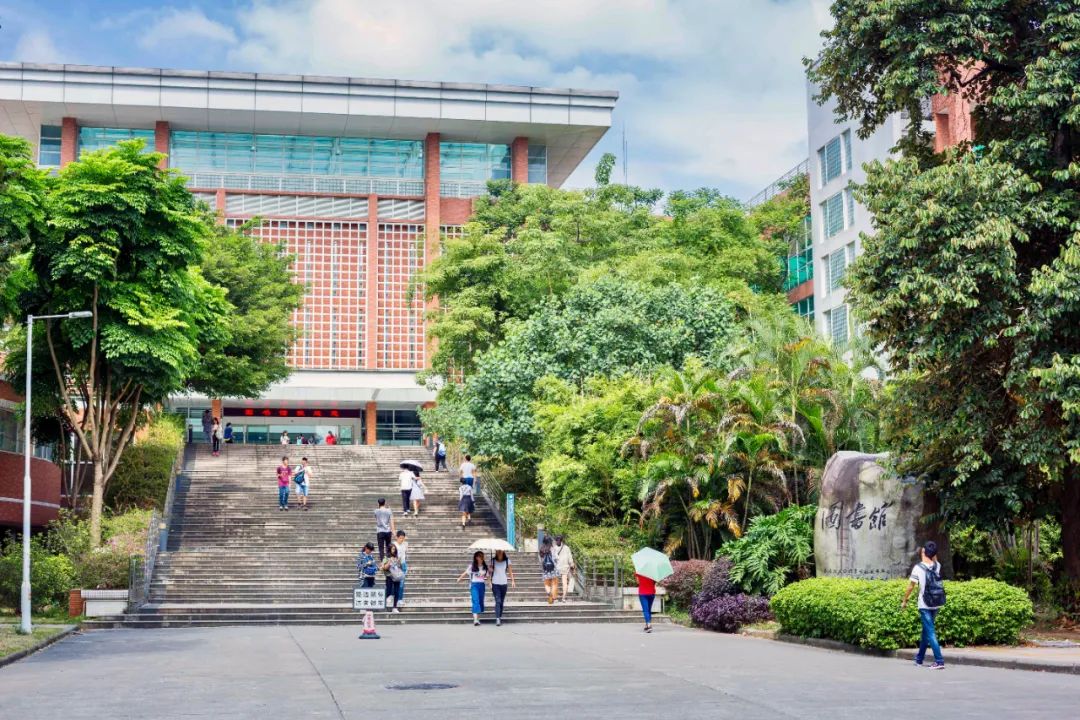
[21,310,93,634]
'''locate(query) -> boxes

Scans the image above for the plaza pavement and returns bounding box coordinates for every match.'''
[0,623,1076,719]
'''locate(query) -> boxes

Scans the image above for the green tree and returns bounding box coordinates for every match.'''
[4,141,228,547]
[810,0,1080,597]
[0,135,47,275]
[188,219,304,397]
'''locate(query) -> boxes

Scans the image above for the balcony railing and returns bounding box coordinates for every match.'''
[783,247,814,292]
[184,172,425,197]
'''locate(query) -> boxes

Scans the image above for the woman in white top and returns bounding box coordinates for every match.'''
[279,430,289,446]
[489,549,516,627]
[458,479,475,528]
[457,551,489,626]
[410,471,426,515]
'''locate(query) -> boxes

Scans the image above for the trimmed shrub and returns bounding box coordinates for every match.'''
[693,557,736,605]
[771,577,1034,650]
[661,560,712,608]
[0,539,76,613]
[76,548,130,590]
[106,414,184,510]
[691,593,772,633]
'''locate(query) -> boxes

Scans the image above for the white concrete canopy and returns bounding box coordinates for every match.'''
[0,63,618,187]
[173,370,437,408]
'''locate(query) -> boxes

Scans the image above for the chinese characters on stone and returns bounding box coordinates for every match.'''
[822,501,894,532]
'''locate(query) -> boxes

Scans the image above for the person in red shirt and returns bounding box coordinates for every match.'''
[637,573,656,633]
[276,456,292,511]
[325,431,337,445]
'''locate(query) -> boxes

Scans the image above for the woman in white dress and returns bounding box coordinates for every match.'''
[410,471,426,515]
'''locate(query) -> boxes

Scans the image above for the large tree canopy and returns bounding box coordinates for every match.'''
[810,0,1080,598]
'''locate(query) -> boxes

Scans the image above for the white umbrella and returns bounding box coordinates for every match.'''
[468,538,516,552]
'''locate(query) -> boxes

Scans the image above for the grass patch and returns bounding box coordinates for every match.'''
[0,623,69,660]
[741,620,780,633]
[666,605,691,627]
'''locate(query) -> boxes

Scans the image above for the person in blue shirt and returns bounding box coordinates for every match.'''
[356,543,378,588]
[223,422,234,444]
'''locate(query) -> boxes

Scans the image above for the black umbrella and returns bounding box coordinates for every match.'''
[400,460,423,473]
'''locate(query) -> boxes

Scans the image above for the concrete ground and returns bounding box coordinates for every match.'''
[0,624,1077,719]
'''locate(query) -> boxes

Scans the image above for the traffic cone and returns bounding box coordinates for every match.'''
[358,610,380,639]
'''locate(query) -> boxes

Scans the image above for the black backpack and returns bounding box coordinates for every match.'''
[542,551,556,573]
[920,563,946,608]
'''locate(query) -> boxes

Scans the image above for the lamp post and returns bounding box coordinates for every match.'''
[21,310,92,634]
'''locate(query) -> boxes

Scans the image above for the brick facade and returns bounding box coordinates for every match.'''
[154,121,170,169]
[60,117,77,167]
[787,279,814,304]
[0,450,62,528]
[511,136,529,183]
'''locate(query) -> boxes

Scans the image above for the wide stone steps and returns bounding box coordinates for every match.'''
[99,444,652,627]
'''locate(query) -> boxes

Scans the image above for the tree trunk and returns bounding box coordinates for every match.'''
[1061,468,1080,610]
[89,459,106,548]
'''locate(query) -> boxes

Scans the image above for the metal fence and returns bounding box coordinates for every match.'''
[745,158,809,208]
[127,445,185,611]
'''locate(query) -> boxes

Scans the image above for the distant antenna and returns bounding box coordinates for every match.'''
[621,123,629,185]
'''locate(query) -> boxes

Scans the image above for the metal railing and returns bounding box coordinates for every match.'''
[440,180,488,198]
[185,172,425,197]
[745,158,809,208]
[127,443,185,611]
[572,551,627,604]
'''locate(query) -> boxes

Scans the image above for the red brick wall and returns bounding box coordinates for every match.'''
[0,380,19,403]
[365,194,379,369]
[0,450,62,528]
[440,198,474,225]
[511,136,529,183]
[787,279,814,304]
[154,121,170,169]
[60,117,78,167]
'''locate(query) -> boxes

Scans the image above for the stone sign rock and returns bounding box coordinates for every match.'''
[814,451,939,580]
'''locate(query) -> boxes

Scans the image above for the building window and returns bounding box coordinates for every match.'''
[843,130,853,171]
[527,144,548,184]
[783,215,813,292]
[818,136,843,186]
[38,125,62,167]
[821,192,845,239]
[827,304,849,347]
[78,127,156,155]
[377,223,426,370]
[439,142,511,182]
[845,186,855,227]
[791,296,814,321]
[824,242,857,295]
[170,131,424,179]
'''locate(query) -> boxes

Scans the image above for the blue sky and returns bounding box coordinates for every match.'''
[1,0,833,198]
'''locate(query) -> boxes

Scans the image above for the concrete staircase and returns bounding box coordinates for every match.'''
[86,444,648,627]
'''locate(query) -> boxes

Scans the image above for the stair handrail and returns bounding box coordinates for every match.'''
[127,440,185,611]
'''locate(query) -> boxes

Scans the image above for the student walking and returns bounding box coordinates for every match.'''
[393,530,409,607]
[903,541,946,669]
[294,456,313,510]
[276,456,291,511]
[457,550,489,625]
[410,471,427,515]
[459,454,476,488]
[636,572,656,633]
[374,498,395,560]
[211,418,222,456]
[399,467,414,515]
[433,440,447,471]
[458,479,475,528]
[539,537,559,604]
[490,549,516,626]
[553,536,576,602]
[357,543,378,588]
[382,544,405,613]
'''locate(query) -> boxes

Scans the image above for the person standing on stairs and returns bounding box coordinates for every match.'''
[410,471,426,515]
[357,543,378,588]
[201,409,212,445]
[539,537,559,604]
[382,544,404,613]
[374,498,395,560]
[490,549,515,626]
[280,430,290,446]
[399,466,414,515]
[433,440,447,471]
[459,454,476,488]
[393,530,409,607]
[211,418,222,457]
[276,456,291,511]
[294,456,313,510]
[458,550,489,625]
[458,478,475,528]
[554,536,576,602]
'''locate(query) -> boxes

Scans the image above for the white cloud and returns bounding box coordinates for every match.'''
[12,29,63,63]
[104,0,834,197]
[138,7,238,51]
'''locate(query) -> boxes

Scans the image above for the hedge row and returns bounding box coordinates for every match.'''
[771,577,1033,650]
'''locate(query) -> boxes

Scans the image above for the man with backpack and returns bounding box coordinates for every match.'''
[294,457,313,511]
[902,540,946,669]
[433,440,447,471]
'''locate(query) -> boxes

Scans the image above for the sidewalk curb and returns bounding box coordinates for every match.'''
[761,632,1080,676]
[0,625,79,670]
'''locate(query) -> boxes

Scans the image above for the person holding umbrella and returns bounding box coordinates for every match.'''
[631,547,673,633]
[457,550,490,626]
[467,539,516,626]
[399,460,422,515]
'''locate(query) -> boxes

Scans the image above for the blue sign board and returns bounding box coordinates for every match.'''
[506,493,516,547]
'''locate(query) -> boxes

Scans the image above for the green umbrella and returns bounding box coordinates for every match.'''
[631,547,674,582]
